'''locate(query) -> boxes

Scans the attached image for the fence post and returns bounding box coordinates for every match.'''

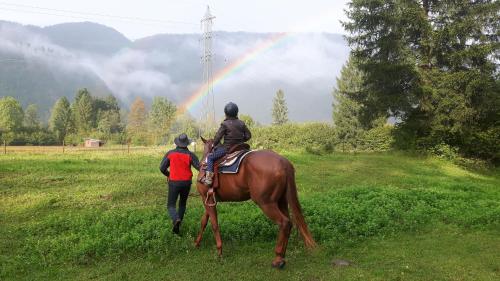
[3,140,6,155]
[128,142,130,154]
[62,140,65,154]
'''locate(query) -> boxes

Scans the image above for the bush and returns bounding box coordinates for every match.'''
[359,124,394,151]
[7,128,58,145]
[429,143,459,161]
[250,123,336,151]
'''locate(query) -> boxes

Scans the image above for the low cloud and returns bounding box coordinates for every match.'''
[0,23,349,123]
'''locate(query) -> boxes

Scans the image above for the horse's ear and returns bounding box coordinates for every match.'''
[200,136,207,143]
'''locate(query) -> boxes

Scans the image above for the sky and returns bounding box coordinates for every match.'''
[0,0,350,39]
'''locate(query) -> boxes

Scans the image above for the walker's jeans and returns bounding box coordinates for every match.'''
[167,182,191,222]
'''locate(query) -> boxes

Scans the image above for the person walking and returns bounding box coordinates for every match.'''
[160,133,200,235]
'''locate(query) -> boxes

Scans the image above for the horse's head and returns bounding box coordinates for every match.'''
[200,136,214,160]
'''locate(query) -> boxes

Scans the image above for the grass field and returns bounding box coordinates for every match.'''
[1,148,499,280]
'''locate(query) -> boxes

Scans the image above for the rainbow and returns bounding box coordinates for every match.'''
[176,31,291,116]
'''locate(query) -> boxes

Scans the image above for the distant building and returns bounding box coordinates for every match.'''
[84,139,104,148]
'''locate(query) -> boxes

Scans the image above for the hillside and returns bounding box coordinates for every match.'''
[41,22,131,55]
[0,21,349,123]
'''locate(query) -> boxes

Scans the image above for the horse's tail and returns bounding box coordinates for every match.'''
[286,163,317,249]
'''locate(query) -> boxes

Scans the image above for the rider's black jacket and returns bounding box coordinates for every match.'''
[213,117,251,150]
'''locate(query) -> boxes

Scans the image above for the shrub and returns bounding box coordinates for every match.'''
[430,143,459,161]
[359,124,394,151]
[250,123,336,151]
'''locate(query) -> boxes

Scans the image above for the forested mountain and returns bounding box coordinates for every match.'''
[0,20,349,123]
[41,22,131,55]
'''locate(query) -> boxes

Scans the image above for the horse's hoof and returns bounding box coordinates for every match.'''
[271,260,286,269]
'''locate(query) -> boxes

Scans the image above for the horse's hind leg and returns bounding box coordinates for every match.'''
[278,196,289,219]
[195,210,209,248]
[259,203,292,268]
[278,196,291,256]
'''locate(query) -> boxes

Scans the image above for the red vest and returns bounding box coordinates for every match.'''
[167,151,193,181]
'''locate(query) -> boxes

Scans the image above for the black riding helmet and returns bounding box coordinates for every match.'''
[224,102,238,118]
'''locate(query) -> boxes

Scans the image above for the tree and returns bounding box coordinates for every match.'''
[24,104,40,129]
[272,89,289,125]
[0,96,24,143]
[239,114,256,129]
[149,96,177,144]
[344,0,500,161]
[49,97,73,143]
[127,97,148,145]
[344,0,425,123]
[332,58,365,150]
[97,110,121,139]
[170,113,199,143]
[95,94,121,138]
[72,88,94,135]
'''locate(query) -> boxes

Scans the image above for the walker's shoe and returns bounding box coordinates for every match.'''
[203,171,214,186]
[172,219,181,235]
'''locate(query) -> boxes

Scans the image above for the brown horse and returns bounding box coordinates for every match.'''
[194,138,316,268]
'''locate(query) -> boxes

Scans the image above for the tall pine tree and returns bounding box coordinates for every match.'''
[50,97,73,143]
[344,0,499,160]
[272,89,289,125]
[332,58,365,150]
[73,88,94,135]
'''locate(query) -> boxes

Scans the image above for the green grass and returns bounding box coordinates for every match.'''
[1,149,499,280]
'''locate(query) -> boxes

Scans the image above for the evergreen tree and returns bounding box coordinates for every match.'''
[49,97,73,143]
[73,88,94,135]
[24,104,40,129]
[95,94,121,138]
[332,58,365,150]
[127,97,148,144]
[97,110,121,139]
[149,96,177,144]
[272,89,289,125]
[344,0,500,160]
[104,95,120,112]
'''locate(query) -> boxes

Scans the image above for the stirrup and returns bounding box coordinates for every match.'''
[204,188,217,207]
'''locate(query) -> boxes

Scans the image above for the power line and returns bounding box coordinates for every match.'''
[0,58,25,62]
[0,7,193,29]
[0,2,198,27]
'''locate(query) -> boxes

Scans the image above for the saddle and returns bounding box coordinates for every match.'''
[203,143,251,189]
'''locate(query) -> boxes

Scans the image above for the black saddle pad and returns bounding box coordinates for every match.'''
[219,150,253,174]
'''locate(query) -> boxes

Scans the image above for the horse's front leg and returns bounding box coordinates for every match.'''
[194,210,209,248]
[206,205,223,257]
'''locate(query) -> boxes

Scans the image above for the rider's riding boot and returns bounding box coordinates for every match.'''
[204,171,214,186]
